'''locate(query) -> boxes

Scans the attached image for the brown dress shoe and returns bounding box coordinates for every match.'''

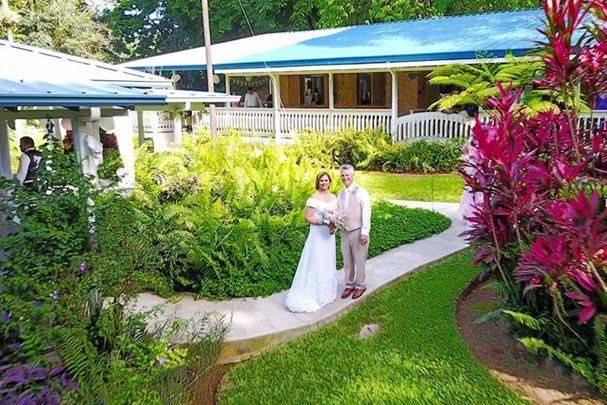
[352,288,366,300]
[341,288,354,299]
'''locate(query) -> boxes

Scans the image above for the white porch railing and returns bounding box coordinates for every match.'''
[392,112,473,143]
[196,108,392,136]
[135,109,607,145]
[131,111,174,134]
[579,111,607,130]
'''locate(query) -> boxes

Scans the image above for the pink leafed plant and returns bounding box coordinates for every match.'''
[463,0,607,328]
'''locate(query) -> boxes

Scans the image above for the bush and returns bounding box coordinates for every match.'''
[0,136,224,403]
[97,148,123,181]
[294,128,390,170]
[377,138,465,173]
[293,128,464,173]
[464,1,607,394]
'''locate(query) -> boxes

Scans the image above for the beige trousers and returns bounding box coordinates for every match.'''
[340,228,369,289]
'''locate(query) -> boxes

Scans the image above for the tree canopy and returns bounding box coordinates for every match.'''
[0,0,110,60]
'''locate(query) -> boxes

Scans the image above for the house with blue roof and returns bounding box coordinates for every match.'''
[122,8,555,139]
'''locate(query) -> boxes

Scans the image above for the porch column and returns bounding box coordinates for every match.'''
[0,120,11,180]
[329,73,335,132]
[390,70,399,136]
[225,74,231,101]
[113,116,136,191]
[271,74,281,143]
[136,111,145,146]
[172,111,182,146]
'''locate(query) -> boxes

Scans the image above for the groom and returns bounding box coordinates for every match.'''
[337,164,371,300]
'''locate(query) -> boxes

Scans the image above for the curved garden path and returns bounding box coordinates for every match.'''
[132,200,468,363]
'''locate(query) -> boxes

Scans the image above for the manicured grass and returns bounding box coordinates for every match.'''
[357,171,464,203]
[219,251,524,404]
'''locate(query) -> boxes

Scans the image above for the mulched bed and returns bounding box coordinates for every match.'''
[456,279,604,404]
[188,364,231,405]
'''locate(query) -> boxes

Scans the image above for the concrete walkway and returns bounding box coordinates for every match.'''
[133,201,468,363]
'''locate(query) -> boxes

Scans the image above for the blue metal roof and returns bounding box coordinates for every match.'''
[0,40,169,107]
[0,78,166,107]
[124,8,547,72]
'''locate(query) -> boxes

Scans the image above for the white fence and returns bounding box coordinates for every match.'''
[197,108,391,137]
[392,111,607,143]
[392,112,473,143]
[136,109,607,144]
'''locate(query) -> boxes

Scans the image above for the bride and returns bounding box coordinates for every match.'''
[285,172,338,313]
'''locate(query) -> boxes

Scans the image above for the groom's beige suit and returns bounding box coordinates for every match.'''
[337,183,371,289]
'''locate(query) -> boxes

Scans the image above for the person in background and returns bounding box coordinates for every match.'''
[266,93,273,108]
[244,87,263,108]
[15,136,42,187]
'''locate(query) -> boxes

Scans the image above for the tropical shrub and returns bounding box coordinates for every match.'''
[464,0,607,393]
[377,138,465,173]
[0,136,225,403]
[133,135,451,299]
[294,128,464,173]
[97,148,123,181]
[294,127,390,169]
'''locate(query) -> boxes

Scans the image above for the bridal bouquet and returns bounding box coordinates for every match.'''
[321,209,345,230]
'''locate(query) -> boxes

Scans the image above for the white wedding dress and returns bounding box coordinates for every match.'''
[285,196,338,313]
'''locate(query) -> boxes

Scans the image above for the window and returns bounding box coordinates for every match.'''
[357,73,386,106]
[300,75,325,106]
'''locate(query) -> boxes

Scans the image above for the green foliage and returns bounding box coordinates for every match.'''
[427,55,556,113]
[91,195,172,297]
[1,0,110,60]
[220,250,524,403]
[519,337,597,384]
[378,138,465,173]
[0,135,225,402]
[501,310,546,332]
[294,130,463,173]
[131,135,450,299]
[97,149,124,182]
[294,128,390,170]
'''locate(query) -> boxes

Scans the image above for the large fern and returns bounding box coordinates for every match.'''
[427,54,558,113]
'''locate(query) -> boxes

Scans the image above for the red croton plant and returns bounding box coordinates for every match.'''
[462,0,607,332]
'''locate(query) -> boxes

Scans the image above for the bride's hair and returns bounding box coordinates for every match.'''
[315,171,332,190]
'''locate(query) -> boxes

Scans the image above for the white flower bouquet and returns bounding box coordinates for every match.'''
[319,208,345,230]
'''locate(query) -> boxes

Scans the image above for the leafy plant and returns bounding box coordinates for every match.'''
[377,138,465,173]
[462,0,607,393]
[0,135,226,403]
[131,135,451,299]
[97,149,124,182]
[427,54,558,113]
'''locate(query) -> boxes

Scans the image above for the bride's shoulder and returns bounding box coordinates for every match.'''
[306,194,320,207]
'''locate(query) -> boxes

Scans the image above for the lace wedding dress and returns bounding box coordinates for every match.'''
[285,196,338,313]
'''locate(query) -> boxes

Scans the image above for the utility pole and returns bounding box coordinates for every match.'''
[2,0,14,42]
[201,0,218,139]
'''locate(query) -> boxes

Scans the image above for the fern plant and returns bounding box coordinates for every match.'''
[427,54,558,113]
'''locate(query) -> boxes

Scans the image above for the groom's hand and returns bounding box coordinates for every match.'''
[360,235,369,246]
[328,223,337,234]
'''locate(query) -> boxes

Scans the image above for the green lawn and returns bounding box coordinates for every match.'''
[219,251,524,404]
[357,171,464,203]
